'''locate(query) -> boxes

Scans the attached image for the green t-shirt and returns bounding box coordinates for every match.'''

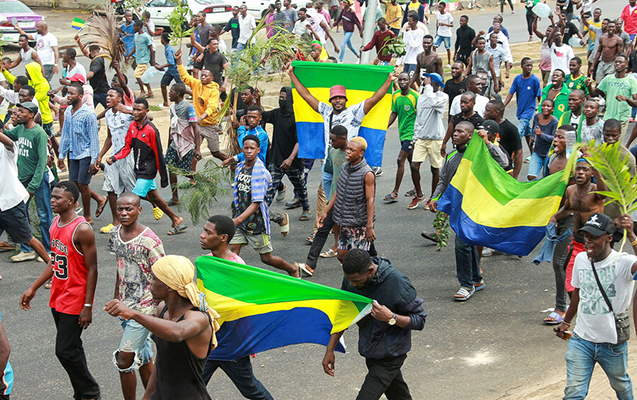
[597,74,637,121]
[4,124,48,192]
[391,89,419,142]
[540,83,571,121]
[324,147,348,202]
[565,74,589,95]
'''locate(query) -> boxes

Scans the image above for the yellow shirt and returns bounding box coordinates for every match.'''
[177,63,220,126]
[585,19,603,43]
[385,3,403,30]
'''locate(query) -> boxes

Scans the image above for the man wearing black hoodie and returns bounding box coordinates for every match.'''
[322,249,426,399]
[262,87,311,221]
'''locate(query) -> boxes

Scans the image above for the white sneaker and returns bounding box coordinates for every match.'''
[11,251,36,262]
[481,248,493,257]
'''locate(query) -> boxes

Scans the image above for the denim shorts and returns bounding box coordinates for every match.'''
[528,152,547,180]
[434,35,451,49]
[132,178,157,197]
[161,71,183,86]
[400,140,413,153]
[68,157,93,185]
[114,318,153,373]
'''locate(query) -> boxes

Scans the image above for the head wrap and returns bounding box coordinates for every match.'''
[577,158,589,164]
[350,136,368,151]
[151,255,220,349]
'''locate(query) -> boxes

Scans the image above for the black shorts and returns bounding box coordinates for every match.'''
[161,71,184,86]
[68,157,93,185]
[400,139,413,153]
[193,59,204,70]
[0,201,33,244]
[456,53,470,66]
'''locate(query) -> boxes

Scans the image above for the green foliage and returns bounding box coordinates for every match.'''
[167,1,194,47]
[380,35,406,57]
[433,212,450,250]
[583,140,637,252]
[167,160,232,224]
[0,33,6,56]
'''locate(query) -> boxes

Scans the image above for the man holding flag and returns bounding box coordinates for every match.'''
[286,62,397,174]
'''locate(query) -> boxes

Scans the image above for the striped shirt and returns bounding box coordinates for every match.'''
[233,158,272,235]
[58,104,99,163]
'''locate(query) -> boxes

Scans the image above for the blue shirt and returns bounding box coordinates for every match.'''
[509,74,542,120]
[59,104,100,163]
[0,311,12,396]
[488,25,509,39]
[134,33,153,64]
[164,45,178,75]
[236,125,269,164]
[120,22,136,54]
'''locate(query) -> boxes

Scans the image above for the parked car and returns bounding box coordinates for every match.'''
[0,0,43,44]
[145,0,234,28]
[233,0,269,19]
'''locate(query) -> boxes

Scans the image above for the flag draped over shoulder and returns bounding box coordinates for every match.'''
[196,256,373,361]
[438,136,570,256]
[291,61,394,167]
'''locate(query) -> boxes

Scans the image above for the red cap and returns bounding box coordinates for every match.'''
[68,73,86,84]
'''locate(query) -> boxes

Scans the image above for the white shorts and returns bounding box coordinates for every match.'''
[103,154,136,195]
[412,139,443,168]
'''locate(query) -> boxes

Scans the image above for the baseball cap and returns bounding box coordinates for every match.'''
[68,73,86,84]
[329,85,348,101]
[16,101,38,115]
[482,120,500,135]
[424,73,445,88]
[578,213,614,237]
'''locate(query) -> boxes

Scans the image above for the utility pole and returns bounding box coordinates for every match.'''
[360,0,379,64]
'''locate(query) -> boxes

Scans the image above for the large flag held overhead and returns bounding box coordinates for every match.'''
[291,61,394,167]
[438,136,570,256]
[196,256,373,361]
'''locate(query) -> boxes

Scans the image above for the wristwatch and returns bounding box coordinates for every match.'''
[388,313,396,326]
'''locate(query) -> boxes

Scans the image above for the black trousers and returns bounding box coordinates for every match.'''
[201,356,274,400]
[51,309,100,400]
[357,355,411,400]
[306,208,335,269]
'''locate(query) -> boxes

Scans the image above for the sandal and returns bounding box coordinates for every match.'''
[404,189,416,197]
[320,248,338,258]
[166,199,180,207]
[454,286,475,301]
[167,223,188,235]
[280,213,290,237]
[543,311,564,325]
[383,193,398,203]
[299,210,312,221]
[0,242,15,252]
[473,280,485,292]
[45,279,52,289]
[306,232,315,244]
[95,198,108,218]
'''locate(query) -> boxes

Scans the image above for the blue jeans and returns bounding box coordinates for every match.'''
[454,235,481,289]
[22,171,53,253]
[236,42,247,52]
[202,356,274,400]
[528,152,547,180]
[517,118,532,138]
[564,334,633,399]
[339,31,359,62]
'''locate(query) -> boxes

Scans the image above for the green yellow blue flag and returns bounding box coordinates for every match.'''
[196,256,372,360]
[438,135,570,256]
[291,61,393,167]
[71,18,84,30]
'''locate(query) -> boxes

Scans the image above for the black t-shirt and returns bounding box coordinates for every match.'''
[89,56,110,94]
[498,119,522,160]
[262,108,303,169]
[224,17,240,48]
[444,78,467,110]
[630,51,637,73]
[452,112,484,130]
[203,50,228,87]
[455,25,475,56]
[562,22,579,44]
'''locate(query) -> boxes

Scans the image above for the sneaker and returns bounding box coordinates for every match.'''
[11,251,36,262]
[100,223,115,234]
[481,247,493,257]
[37,256,45,263]
[285,198,301,209]
[408,196,426,210]
[424,198,432,209]
[446,64,451,68]
[153,207,164,220]
[296,262,314,277]
[276,184,287,202]
[371,166,383,176]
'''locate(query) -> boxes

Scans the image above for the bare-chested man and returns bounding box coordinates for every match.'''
[409,34,443,90]
[550,157,607,303]
[593,20,623,82]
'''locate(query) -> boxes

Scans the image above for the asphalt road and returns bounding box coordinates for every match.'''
[1,1,635,399]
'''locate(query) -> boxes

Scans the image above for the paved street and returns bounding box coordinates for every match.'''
[1,1,635,399]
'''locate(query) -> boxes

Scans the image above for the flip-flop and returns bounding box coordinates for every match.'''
[0,242,15,252]
[383,193,398,203]
[95,199,108,218]
[306,233,315,244]
[167,223,188,235]
[280,213,290,237]
[543,311,564,325]
[404,189,416,197]
[45,280,52,289]
[320,248,338,258]
[166,199,180,207]
[454,286,475,301]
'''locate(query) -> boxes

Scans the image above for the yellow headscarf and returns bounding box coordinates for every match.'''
[151,255,220,349]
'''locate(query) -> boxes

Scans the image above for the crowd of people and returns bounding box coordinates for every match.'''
[2,0,637,398]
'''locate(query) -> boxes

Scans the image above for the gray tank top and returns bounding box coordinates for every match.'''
[472,50,491,75]
[20,47,34,64]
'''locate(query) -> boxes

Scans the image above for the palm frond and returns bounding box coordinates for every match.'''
[79,6,126,68]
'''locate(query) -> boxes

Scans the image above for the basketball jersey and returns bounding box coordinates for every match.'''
[49,215,90,315]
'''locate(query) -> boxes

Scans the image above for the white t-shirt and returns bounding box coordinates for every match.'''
[403,28,424,65]
[293,19,310,36]
[580,119,604,142]
[449,94,489,117]
[486,44,507,76]
[550,43,575,76]
[35,32,58,65]
[400,21,430,35]
[0,143,29,211]
[434,11,453,37]
[309,12,328,44]
[65,62,87,80]
[572,250,636,344]
[318,101,366,157]
[238,14,256,45]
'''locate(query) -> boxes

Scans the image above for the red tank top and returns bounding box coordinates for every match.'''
[49,215,89,315]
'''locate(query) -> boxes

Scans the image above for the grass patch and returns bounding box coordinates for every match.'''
[149,105,163,112]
